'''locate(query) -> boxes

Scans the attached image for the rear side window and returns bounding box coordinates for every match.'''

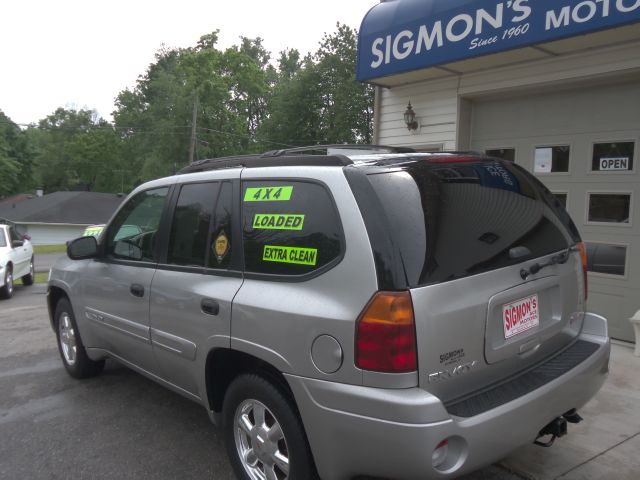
[168,183,216,267]
[242,180,343,276]
[0,229,6,247]
[365,159,579,287]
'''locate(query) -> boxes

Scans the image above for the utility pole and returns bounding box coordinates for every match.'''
[189,92,199,164]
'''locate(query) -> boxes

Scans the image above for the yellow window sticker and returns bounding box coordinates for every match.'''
[244,186,293,202]
[213,231,230,262]
[253,214,304,231]
[263,245,317,266]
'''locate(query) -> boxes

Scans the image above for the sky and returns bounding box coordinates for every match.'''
[0,0,378,126]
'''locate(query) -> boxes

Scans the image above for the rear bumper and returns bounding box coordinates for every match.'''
[285,312,610,480]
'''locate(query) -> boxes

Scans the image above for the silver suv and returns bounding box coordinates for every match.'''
[48,146,610,480]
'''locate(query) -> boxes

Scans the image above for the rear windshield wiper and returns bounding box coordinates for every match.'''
[520,247,574,280]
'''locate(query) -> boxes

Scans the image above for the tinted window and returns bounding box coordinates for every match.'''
[168,183,216,267]
[588,194,630,223]
[106,188,168,262]
[242,181,342,276]
[586,243,626,276]
[366,159,578,287]
[208,181,233,269]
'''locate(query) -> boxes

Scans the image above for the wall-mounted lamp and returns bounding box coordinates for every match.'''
[404,102,419,131]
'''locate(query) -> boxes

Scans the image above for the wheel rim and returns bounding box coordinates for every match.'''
[234,399,290,480]
[6,270,12,295]
[30,259,34,277]
[58,312,77,366]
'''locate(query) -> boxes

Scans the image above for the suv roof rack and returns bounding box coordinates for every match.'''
[178,153,353,174]
[261,144,416,157]
[177,145,416,174]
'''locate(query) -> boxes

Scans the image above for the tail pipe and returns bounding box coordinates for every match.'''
[534,409,583,447]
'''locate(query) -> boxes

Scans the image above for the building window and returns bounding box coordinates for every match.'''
[552,192,568,208]
[586,243,627,276]
[587,193,631,224]
[534,146,570,173]
[592,142,634,172]
[486,148,515,162]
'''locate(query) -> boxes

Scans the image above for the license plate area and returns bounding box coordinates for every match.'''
[502,294,539,339]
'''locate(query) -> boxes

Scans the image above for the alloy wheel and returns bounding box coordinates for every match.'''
[234,399,290,480]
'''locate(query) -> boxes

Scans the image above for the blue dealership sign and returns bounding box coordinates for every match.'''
[357,0,640,82]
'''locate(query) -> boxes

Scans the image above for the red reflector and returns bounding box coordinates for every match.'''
[435,439,449,449]
[355,291,417,373]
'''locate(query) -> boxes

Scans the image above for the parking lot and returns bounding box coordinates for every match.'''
[1,283,638,479]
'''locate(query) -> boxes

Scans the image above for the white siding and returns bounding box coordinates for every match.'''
[376,41,640,150]
[22,224,87,245]
[377,77,459,150]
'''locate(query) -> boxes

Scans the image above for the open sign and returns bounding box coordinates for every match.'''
[599,157,629,171]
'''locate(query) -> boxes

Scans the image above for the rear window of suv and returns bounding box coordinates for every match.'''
[364,157,580,287]
[242,180,343,277]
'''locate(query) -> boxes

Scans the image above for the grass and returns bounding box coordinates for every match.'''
[33,244,66,254]
[16,272,49,285]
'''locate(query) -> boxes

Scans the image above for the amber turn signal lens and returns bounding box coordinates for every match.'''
[355,291,417,373]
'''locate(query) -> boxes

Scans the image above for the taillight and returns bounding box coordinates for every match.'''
[355,291,417,373]
[577,242,588,300]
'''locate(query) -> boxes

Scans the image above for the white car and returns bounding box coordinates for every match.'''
[0,222,35,299]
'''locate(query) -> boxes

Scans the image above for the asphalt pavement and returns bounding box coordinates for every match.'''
[1,284,637,479]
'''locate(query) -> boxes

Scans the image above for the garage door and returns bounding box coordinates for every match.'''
[470,80,640,342]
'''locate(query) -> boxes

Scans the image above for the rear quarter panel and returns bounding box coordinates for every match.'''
[231,166,377,386]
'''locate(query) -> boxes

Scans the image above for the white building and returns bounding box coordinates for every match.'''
[357,0,640,342]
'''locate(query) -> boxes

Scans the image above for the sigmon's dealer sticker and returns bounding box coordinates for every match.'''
[502,294,539,340]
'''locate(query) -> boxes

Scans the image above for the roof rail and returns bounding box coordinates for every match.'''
[177,153,353,174]
[261,144,416,157]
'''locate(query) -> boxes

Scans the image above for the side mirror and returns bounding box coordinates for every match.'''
[67,236,98,260]
[12,240,24,248]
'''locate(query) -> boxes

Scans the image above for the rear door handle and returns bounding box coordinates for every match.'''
[201,298,219,316]
[130,284,145,298]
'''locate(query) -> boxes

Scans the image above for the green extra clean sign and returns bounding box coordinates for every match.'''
[263,245,317,266]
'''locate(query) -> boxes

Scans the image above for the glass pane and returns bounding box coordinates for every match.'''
[553,193,567,208]
[0,230,6,247]
[242,181,342,276]
[535,146,569,173]
[592,142,634,171]
[486,148,515,162]
[586,243,626,276]
[168,183,216,267]
[588,194,630,223]
[366,159,578,287]
[207,182,233,269]
[106,187,168,261]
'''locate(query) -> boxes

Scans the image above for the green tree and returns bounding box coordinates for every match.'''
[0,111,34,197]
[258,23,374,147]
[30,108,126,193]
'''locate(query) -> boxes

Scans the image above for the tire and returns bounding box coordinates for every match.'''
[0,265,13,299]
[223,374,318,480]
[22,256,35,286]
[54,297,105,378]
